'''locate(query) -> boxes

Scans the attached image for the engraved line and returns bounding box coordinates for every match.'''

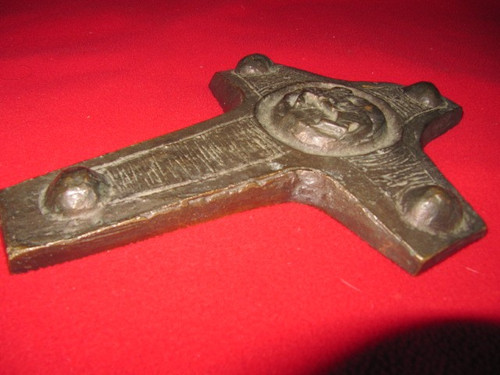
[101,124,287,197]
[404,140,442,184]
[346,146,436,198]
[208,140,228,168]
[403,105,450,126]
[109,151,289,204]
[181,144,206,176]
[94,115,254,171]
[197,133,228,171]
[232,72,264,99]
[146,159,163,185]
[195,140,220,173]
[151,156,167,178]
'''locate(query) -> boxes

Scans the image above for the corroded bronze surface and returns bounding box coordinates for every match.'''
[0,54,486,274]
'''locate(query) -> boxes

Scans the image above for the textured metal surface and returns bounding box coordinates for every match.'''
[0,54,486,274]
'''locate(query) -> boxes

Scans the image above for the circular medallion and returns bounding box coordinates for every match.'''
[256,83,400,156]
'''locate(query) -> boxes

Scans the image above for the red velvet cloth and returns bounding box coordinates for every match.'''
[1,1,499,373]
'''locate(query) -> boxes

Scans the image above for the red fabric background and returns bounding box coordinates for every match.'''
[0,1,499,374]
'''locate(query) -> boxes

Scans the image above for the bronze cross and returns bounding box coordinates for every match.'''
[0,54,486,274]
